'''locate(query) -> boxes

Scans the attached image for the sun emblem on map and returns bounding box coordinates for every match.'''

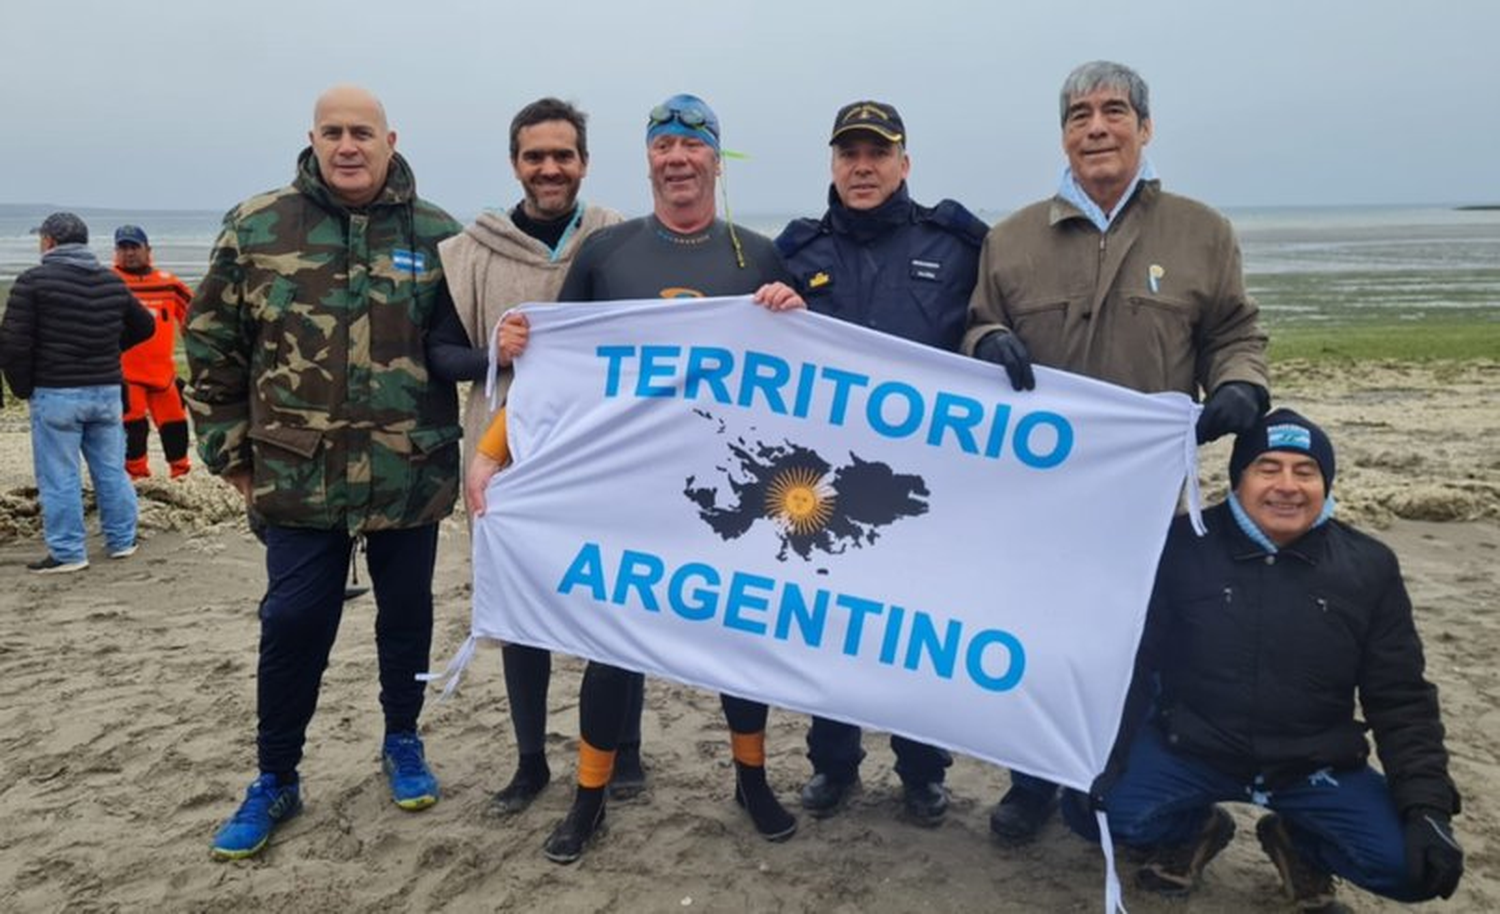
[765,466,836,535]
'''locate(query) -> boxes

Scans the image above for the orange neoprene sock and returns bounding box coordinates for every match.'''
[476,409,511,463]
[731,731,766,768]
[577,739,616,789]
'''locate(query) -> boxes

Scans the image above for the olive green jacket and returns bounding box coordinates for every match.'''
[962,181,1268,398]
[185,149,463,532]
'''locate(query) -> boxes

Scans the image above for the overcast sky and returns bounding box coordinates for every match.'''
[1,0,1494,217]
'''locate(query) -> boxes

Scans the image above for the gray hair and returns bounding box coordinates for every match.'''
[1059,61,1150,126]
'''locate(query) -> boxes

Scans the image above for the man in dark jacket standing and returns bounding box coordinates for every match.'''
[185,85,463,861]
[1071,409,1463,910]
[965,59,1272,845]
[776,100,987,825]
[0,212,154,573]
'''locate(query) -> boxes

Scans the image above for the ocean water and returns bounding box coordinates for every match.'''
[3,203,1496,325]
[0,207,223,285]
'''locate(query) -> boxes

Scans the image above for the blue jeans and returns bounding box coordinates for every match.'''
[30,386,138,563]
[1065,724,1423,902]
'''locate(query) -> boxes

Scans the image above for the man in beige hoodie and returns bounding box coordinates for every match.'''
[425,97,630,816]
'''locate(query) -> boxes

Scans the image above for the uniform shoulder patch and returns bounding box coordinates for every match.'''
[925,199,989,247]
[775,218,825,258]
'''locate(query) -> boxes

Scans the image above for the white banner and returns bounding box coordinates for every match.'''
[464,296,1197,792]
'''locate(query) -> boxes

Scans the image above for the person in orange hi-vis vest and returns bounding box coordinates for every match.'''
[112,225,193,478]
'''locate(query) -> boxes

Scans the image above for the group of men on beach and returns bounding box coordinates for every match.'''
[0,59,1465,911]
[0,217,194,574]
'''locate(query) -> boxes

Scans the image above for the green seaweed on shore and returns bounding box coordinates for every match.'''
[1268,320,1500,362]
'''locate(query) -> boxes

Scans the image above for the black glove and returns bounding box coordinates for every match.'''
[974,331,1035,391]
[1405,809,1463,900]
[1195,381,1266,443]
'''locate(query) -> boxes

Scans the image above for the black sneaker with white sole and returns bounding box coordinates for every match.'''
[27,555,89,574]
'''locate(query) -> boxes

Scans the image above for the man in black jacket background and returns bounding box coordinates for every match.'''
[0,212,153,573]
[1068,409,1463,911]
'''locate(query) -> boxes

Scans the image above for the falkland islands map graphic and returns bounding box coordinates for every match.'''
[682,409,930,562]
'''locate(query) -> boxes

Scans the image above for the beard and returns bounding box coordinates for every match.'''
[524,179,580,219]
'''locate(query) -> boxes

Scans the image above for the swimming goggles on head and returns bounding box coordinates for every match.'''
[648,105,711,130]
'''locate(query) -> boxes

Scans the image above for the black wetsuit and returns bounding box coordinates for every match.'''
[558,214,792,747]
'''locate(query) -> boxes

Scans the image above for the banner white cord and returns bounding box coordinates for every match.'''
[1185,408,1206,535]
[416,634,479,701]
[1098,810,1129,913]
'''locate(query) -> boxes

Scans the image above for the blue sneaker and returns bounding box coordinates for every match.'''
[383,732,439,810]
[211,773,302,860]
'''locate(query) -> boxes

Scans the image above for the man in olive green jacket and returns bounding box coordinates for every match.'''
[186,85,462,861]
[964,60,1271,845]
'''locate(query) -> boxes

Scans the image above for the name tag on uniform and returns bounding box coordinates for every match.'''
[910,258,942,282]
[392,249,428,274]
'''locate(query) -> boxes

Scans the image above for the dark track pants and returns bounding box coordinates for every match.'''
[255,523,438,776]
[807,716,952,784]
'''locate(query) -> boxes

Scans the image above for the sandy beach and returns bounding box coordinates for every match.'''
[1,360,1497,912]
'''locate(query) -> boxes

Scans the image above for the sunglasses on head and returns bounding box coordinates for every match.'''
[648,104,711,130]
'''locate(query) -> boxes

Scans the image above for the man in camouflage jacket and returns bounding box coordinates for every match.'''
[185,85,463,861]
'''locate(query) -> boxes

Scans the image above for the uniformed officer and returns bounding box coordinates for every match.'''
[776,99,987,826]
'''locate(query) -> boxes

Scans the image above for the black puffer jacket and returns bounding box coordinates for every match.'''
[0,247,154,397]
[1139,502,1459,817]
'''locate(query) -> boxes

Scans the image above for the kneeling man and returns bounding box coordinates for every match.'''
[1072,409,1463,911]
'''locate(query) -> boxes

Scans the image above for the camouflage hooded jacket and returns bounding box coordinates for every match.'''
[184,149,463,532]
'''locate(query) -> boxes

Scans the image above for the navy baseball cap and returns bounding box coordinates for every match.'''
[830,100,906,145]
[114,225,150,246]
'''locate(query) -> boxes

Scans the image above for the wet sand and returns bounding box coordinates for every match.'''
[1,361,1496,912]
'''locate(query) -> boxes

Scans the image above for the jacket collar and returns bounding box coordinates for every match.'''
[42,243,103,271]
[1217,499,1331,565]
[826,181,915,243]
[1048,177,1160,229]
[466,208,557,265]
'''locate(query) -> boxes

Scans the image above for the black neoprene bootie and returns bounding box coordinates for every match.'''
[543,786,606,864]
[733,762,797,842]
[490,752,550,815]
[608,742,647,800]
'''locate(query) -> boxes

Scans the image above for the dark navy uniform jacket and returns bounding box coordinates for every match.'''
[776,183,987,352]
